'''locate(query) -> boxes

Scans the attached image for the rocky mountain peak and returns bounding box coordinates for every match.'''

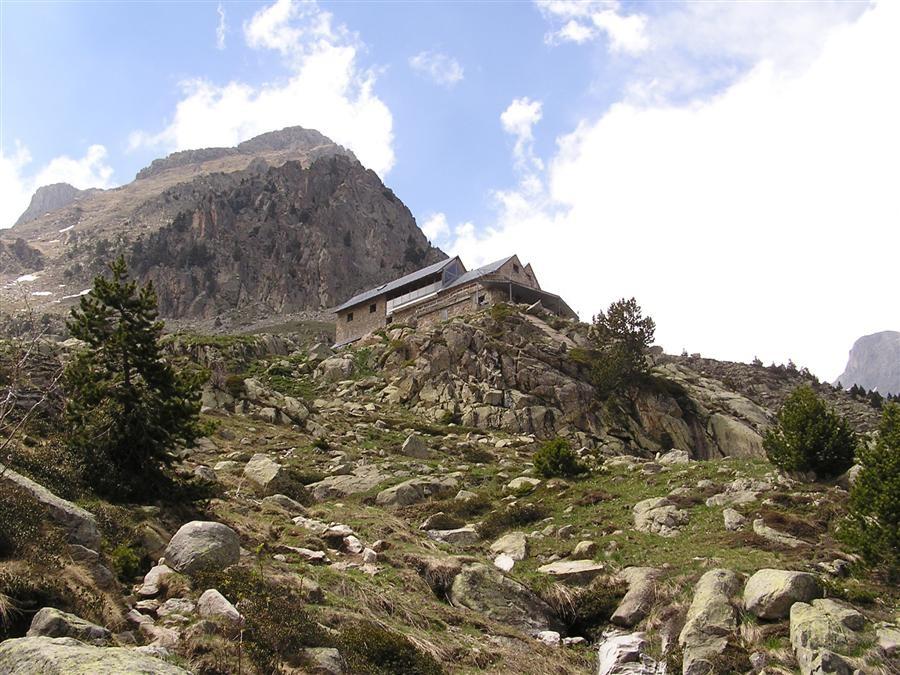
[835,330,900,395]
[14,182,93,227]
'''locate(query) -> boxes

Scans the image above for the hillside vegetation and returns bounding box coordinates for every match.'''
[0,286,897,674]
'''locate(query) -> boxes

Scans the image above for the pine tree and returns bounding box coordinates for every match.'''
[842,402,899,580]
[588,297,656,397]
[64,256,199,500]
[763,385,856,478]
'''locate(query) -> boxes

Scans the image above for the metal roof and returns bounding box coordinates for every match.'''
[332,256,459,313]
[444,255,515,291]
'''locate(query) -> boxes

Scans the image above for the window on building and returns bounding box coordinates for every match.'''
[440,308,449,321]
[386,316,393,324]
[477,293,487,305]
[369,303,376,313]
[513,264,519,273]
[346,312,354,322]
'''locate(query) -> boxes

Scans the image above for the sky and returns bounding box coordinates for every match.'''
[1,0,897,382]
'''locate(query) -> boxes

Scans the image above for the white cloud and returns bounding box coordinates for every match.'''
[216,3,227,50]
[500,97,544,174]
[539,0,649,54]
[0,143,114,229]
[421,212,450,243]
[130,0,394,176]
[449,1,899,382]
[409,51,464,87]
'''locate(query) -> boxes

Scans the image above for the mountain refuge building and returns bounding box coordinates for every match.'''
[332,254,577,346]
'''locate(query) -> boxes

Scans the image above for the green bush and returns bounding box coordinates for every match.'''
[339,620,442,675]
[476,502,548,540]
[109,544,143,582]
[223,374,245,399]
[841,402,899,580]
[763,385,856,478]
[533,438,587,478]
[587,298,656,397]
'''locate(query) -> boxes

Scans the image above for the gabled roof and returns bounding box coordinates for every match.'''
[445,255,515,291]
[332,256,460,313]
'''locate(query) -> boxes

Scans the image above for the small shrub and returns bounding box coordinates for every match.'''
[110,544,143,582]
[224,374,245,399]
[489,303,517,322]
[460,445,493,464]
[763,385,857,478]
[533,438,587,478]
[339,620,443,675]
[476,502,548,540]
[312,437,330,451]
[0,484,65,565]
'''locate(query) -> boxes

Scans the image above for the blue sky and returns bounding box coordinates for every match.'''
[2,0,898,381]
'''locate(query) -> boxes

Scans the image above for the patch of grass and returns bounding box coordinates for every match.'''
[542,577,626,639]
[109,544,143,582]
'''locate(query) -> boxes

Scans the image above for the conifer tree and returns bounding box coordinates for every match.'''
[64,256,199,500]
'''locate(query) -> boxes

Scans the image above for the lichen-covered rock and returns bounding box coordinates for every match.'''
[489,531,528,561]
[679,568,741,675]
[26,608,110,644]
[197,589,242,625]
[537,559,606,585]
[449,563,562,633]
[164,521,240,576]
[0,636,190,674]
[744,569,821,620]
[243,454,292,494]
[752,519,806,548]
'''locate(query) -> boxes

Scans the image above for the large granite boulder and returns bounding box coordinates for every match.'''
[633,497,688,537]
[0,636,190,674]
[26,608,110,644]
[307,465,385,502]
[243,454,292,494]
[790,598,867,673]
[448,563,562,633]
[678,569,741,675]
[164,521,240,576]
[744,569,821,620]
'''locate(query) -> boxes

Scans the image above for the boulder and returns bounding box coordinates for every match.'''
[261,494,306,514]
[26,608,110,644]
[420,512,464,531]
[375,475,458,507]
[197,589,242,625]
[0,636,190,674]
[708,413,764,458]
[611,567,660,628]
[633,497,689,537]
[573,540,597,557]
[449,563,562,633]
[308,465,385,502]
[427,527,479,545]
[137,564,174,598]
[537,560,605,584]
[790,599,866,653]
[315,356,355,382]
[722,508,746,531]
[399,434,433,459]
[744,569,821,620]
[876,625,899,657]
[243,454,291,494]
[0,465,101,550]
[752,519,806,548]
[596,631,662,675]
[489,531,528,561]
[164,521,240,576]
[658,449,691,465]
[302,646,345,674]
[678,568,741,675]
[506,476,541,492]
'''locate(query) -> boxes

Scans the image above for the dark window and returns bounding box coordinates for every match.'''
[477,294,487,305]
[346,312,353,322]
[513,264,519,273]
[386,316,393,324]
[369,303,376,313]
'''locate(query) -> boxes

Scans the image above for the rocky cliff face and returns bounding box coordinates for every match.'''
[14,183,94,227]
[1,127,443,323]
[835,330,900,395]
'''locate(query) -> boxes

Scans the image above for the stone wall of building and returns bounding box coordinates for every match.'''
[393,282,486,330]
[335,293,387,344]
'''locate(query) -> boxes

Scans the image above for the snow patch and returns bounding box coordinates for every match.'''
[15,273,39,283]
[59,225,75,233]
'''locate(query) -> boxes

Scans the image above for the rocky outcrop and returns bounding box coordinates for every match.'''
[243,454,292,494]
[163,521,240,576]
[790,599,868,675]
[448,563,562,633]
[633,498,688,537]
[0,636,190,674]
[375,475,458,507]
[835,330,900,396]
